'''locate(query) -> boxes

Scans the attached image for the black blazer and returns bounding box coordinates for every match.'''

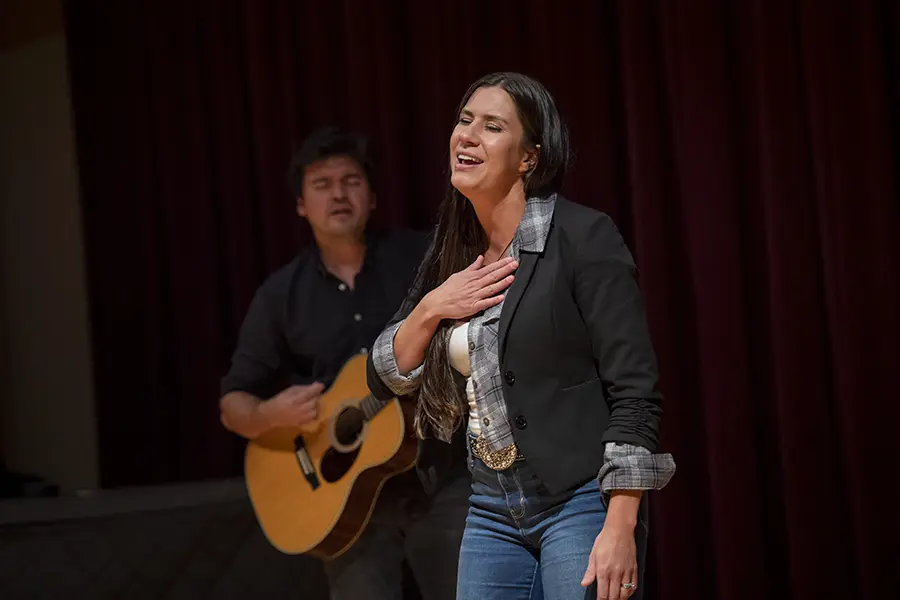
[368,197,664,495]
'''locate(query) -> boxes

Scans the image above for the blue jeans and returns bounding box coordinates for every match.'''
[457,445,648,600]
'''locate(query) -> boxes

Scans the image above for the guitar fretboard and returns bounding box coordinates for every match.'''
[359,394,385,421]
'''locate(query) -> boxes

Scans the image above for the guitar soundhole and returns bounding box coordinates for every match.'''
[320,447,361,483]
[319,406,366,483]
[334,406,365,446]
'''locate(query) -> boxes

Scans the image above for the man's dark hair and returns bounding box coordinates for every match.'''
[286,126,376,199]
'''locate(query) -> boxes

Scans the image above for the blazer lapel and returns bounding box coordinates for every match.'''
[498,251,539,359]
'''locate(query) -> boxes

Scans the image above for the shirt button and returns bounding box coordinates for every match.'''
[354,313,362,322]
[515,415,528,430]
[360,347,369,355]
[468,341,475,351]
[338,283,347,292]
[504,371,515,386]
[483,417,490,427]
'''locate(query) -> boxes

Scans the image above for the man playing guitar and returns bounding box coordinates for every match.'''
[219,126,468,600]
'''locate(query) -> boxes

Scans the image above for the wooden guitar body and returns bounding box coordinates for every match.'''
[244,354,418,559]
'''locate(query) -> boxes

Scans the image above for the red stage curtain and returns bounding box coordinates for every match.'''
[66,1,900,598]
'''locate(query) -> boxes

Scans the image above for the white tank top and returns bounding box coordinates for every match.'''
[448,322,480,435]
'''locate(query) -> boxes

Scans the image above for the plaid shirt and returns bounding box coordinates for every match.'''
[372,194,675,494]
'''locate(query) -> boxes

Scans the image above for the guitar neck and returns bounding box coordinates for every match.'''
[359,394,387,421]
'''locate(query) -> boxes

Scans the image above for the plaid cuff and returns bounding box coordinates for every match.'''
[371,320,424,396]
[597,442,676,504]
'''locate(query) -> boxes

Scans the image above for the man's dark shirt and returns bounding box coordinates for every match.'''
[221,228,465,498]
[221,229,428,398]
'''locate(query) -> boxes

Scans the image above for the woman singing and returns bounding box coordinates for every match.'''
[366,72,675,600]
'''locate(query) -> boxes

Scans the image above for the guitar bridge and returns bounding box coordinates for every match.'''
[294,436,320,490]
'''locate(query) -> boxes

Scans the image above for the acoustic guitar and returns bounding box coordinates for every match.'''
[244,353,418,559]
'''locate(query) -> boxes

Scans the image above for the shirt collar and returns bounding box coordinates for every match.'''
[311,228,378,277]
[515,192,557,254]
[481,193,556,324]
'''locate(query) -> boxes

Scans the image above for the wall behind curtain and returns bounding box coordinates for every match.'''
[65,1,900,598]
[1,0,98,493]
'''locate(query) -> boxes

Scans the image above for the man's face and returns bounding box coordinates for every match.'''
[297,155,375,240]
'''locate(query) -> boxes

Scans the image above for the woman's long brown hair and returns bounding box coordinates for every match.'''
[408,72,570,442]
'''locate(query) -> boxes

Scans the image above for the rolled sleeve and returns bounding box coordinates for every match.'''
[371,320,424,397]
[597,442,676,505]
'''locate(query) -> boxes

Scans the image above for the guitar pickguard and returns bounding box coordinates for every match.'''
[320,446,361,483]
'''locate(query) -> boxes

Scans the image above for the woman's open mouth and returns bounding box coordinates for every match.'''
[455,153,483,170]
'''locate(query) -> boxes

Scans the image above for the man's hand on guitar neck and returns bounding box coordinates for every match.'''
[220,383,325,440]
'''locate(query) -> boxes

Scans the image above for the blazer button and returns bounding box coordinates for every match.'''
[504,371,515,386]
[515,415,527,430]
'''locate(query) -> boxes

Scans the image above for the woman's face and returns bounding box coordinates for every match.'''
[449,86,535,197]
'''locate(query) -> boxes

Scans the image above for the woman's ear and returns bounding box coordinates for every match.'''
[519,144,540,176]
